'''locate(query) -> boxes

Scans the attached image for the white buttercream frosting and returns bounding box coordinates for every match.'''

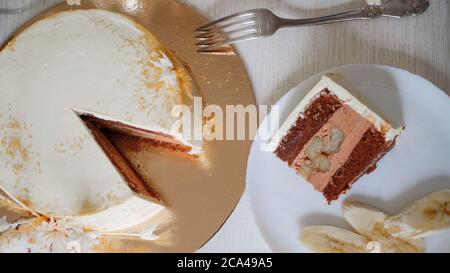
[269,75,403,151]
[0,9,192,236]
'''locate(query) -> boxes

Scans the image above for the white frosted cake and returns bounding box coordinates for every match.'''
[0,9,200,252]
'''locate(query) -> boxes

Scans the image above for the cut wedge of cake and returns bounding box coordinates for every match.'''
[0,9,202,245]
[270,75,403,203]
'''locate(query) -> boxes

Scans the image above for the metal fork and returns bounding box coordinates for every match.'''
[195,0,430,53]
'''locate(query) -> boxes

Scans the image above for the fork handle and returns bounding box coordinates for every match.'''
[277,8,382,28]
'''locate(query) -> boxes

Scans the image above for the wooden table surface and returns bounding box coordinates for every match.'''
[1,0,449,253]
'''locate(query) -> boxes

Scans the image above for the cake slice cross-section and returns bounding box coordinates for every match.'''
[269,75,403,203]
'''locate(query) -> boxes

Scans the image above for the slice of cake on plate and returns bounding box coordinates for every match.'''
[0,9,202,252]
[269,75,403,203]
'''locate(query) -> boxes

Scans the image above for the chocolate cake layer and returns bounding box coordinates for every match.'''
[323,127,391,202]
[275,90,342,165]
[83,119,162,203]
[80,114,192,153]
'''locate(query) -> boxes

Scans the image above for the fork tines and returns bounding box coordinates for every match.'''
[195,10,260,53]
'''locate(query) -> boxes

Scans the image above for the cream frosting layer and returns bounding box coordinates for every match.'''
[0,9,189,231]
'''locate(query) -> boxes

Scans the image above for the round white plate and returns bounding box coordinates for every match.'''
[247,64,450,253]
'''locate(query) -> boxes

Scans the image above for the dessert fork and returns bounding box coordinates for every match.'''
[195,0,430,53]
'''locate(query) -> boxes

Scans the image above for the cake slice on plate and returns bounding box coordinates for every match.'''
[270,75,403,203]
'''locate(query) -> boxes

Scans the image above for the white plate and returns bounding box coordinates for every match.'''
[246,64,450,253]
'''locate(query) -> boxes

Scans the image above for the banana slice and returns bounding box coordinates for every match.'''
[299,225,369,253]
[385,190,450,239]
[342,200,425,253]
[342,200,387,236]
